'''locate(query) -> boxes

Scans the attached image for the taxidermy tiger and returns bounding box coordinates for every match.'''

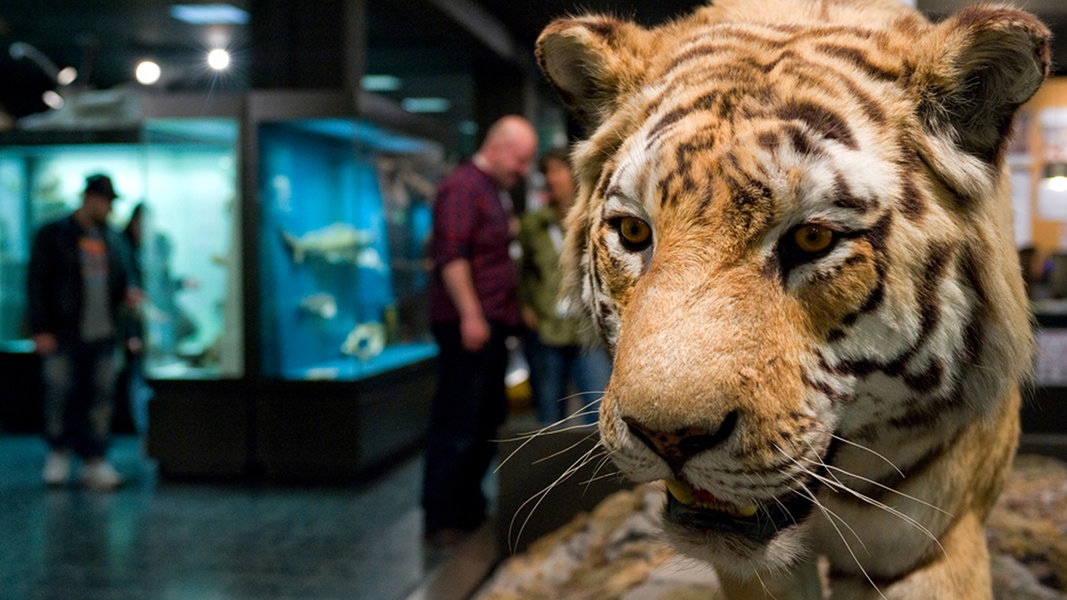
[535,0,1049,598]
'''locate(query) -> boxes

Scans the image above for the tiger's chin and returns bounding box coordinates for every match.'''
[659,479,817,576]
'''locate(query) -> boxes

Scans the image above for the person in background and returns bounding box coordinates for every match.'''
[121,203,152,434]
[27,173,140,490]
[518,147,612,426]
[422,115,538,546]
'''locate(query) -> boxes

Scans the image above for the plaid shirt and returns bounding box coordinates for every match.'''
[429,161,520,326]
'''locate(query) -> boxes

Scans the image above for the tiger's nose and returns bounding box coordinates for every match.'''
[623,410,739,472]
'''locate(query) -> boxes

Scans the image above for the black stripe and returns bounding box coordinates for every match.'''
[779,62,887,125]
[777,101,858,150]
[831,238,956,394]
[830,427,962,508]
[832,173,875,213]
[815,43,901,82]
[899,176,926,220]
[802,372,852,404]
[656,135,717,207]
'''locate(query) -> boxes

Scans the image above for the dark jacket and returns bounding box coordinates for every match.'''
[27,214,133,344]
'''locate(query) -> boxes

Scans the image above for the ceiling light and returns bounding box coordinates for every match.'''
[170,4,249,25]
[401,97,451,113]
[360,74,402,92]
[42,90,64,110]
[207,49,230,71]
[56,66,77,86]
[136,61,162,85]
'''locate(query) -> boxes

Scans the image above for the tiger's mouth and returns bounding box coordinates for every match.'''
[664,477,817,542]
[662,439,837,542]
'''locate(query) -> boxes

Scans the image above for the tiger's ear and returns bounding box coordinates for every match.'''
[536,16,655,130]
[912,6,1050,165]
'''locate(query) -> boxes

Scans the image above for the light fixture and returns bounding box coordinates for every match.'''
[170,4,249,25]
[401,97,451,113]
[136,61,162,85]
[360,74,402,92]
[207,48,230,71]
[41,90,64,110]
[56,66,78,86]
[1042,163,1067,192]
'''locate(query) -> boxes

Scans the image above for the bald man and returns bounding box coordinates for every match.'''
[423,115,538,546]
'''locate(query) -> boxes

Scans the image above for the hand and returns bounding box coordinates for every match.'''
[127,337,144,355]
[460,315,490,352]
[32,333,57,356]
[521,306,539,331]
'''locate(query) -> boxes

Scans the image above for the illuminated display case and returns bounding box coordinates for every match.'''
[0,117,241,435]
[257,118,441,381]
[141,119,243,380]
[0,119,242,379]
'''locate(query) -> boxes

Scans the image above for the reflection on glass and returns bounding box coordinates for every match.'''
[259,119,444,380]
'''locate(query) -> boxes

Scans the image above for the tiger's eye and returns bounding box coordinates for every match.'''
[619,217,652,246]
[794,225,834,253]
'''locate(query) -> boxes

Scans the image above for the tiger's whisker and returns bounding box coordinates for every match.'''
[823,464,953,516]
[828,432,905,479]
[507,442,604,551]
[494,410,598,473]
[530,430,601,466]
[807,490,888,600]
[791,455,945,552]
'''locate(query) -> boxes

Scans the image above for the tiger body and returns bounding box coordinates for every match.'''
[535,1,1049,598]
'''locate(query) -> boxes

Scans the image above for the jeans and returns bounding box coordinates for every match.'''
[422,320,510,533]
[42,339,118,459]
[524,333,612,426]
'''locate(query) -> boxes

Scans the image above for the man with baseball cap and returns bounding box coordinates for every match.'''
[27,173,140,490]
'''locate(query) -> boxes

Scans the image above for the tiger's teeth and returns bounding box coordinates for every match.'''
[666,479,758,518]
[666,478,697,505]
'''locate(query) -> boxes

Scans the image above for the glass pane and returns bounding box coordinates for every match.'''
[0,143,144,348]
[259,118,443,380]
[0,155,29,346]
[142,118,242,379]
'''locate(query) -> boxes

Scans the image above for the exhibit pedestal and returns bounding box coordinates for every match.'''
[147,359,435,482]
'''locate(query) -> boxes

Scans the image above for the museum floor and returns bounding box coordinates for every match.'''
[0,433,501,600]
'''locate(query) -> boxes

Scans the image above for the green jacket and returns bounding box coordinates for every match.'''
[518,207,582,347]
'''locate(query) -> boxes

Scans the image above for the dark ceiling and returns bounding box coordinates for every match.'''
[0,1,1064,124]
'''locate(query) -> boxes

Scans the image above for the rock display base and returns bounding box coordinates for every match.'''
[476,455,1067,600]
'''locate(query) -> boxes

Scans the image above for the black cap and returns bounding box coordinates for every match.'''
[85,174,118,200]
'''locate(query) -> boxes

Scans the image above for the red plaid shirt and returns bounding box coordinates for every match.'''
[429,161,520,326]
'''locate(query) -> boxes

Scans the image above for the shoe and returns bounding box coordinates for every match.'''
[81,460,124,491]
[42,451,71,486]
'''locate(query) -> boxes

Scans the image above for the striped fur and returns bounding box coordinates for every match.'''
[536,1,1048,598]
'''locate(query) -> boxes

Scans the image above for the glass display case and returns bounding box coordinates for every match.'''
[258,118,444,380]
[0,156,28,347]
[141,119,242,379]
[0,118,241,378]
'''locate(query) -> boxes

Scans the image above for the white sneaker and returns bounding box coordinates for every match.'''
[81,460,124,491]
[42,451,71,486]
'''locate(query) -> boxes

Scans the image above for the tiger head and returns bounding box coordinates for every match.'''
[537,0,1047,584]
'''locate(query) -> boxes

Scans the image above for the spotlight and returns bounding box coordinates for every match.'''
[136,61,162,85]
[56,66,78,86]
[207,48,230,71]
[41,90,64,110]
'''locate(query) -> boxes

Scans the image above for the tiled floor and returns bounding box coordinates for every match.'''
[0,434,468,600]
